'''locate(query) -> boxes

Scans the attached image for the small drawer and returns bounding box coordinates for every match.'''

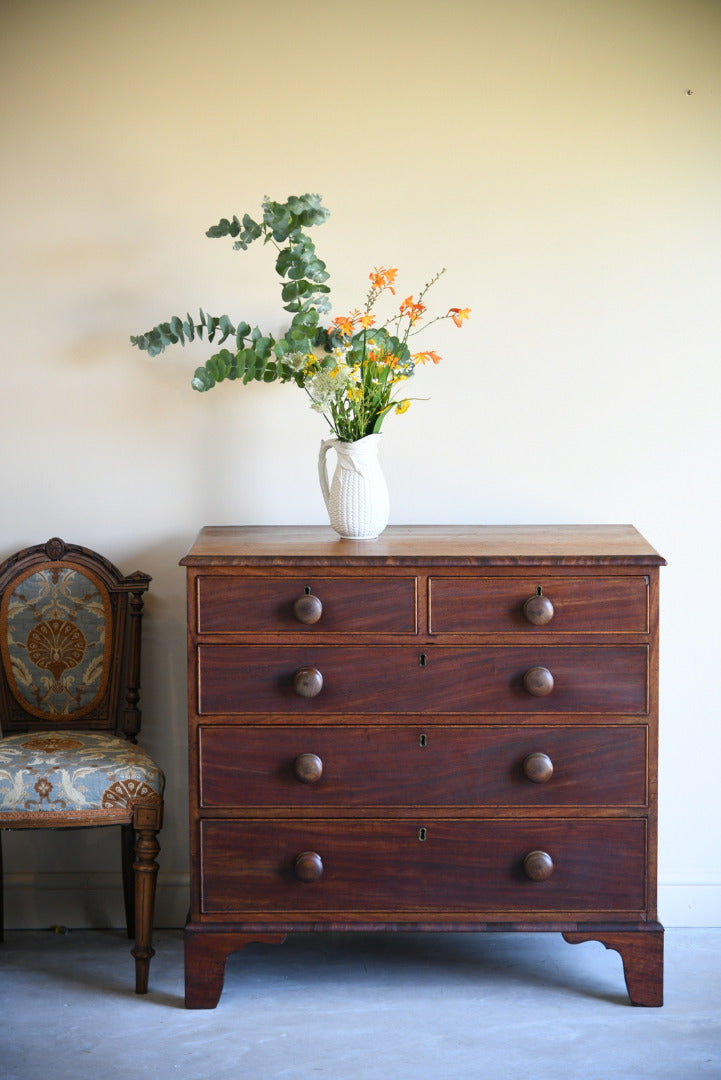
[195,575,417,635]
[198,725,648,808]
[196,644,649,716]
[428,576,649,634]
[200,818,647,916]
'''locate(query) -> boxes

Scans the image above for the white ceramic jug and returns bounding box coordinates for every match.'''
[318,434,390,540]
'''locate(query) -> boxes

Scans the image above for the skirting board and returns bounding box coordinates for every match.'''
[2,872,190,931]
[2,874,719,930]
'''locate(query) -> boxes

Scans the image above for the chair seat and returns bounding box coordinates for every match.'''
[0,730,165,824]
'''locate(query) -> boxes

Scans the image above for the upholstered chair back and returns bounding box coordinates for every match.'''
[0,537,150,741]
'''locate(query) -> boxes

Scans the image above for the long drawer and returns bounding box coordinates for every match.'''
[200,818,647,915]
[196,645,649,715]
[198,725,648,808]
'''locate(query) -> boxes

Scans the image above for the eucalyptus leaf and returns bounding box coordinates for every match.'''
[191,367,215,391]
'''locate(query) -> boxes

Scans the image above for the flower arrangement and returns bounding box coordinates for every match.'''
[131,194,469,443]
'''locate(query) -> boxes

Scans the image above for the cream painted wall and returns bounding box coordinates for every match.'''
[1,0,719,928]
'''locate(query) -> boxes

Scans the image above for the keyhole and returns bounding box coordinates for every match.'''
[535,585,543,597]
[418,827,427,842]
[303,585,312,594]
[419,734,428,748]
[419,653,427,667]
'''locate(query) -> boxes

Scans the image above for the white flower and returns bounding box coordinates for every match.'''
[306,365,352,410]
[285,351,312,372]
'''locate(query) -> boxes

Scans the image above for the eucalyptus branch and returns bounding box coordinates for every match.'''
[131,193,331,390]
[130,194,470,439]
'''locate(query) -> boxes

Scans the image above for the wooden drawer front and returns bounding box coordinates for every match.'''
[196,575,417,635]
[200,818,646,915]
[199,725,647,808]
[197,645,648,715]
[429,576,649,634]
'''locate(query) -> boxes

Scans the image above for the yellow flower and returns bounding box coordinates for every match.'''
[395,399,411,414]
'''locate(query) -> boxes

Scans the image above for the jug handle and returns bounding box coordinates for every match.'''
[318,439,335,511]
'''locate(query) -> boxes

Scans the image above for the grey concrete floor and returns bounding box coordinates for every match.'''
[1,928,719,1080]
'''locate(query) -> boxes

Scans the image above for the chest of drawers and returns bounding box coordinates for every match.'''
[181,524,665,1009]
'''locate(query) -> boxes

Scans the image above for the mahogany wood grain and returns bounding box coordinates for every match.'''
[196,574,417,635]
[198,725,648,809]
[429,575,649,633]
[184,931,286,1009]
[183,525,664,1008]
[181,525,665,567]
[563,927,664,1006]
[196,644,649,715]
[199,818,646,915]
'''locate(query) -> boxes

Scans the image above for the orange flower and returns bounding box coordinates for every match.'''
[359,313,376,329]
[369,266,398,293]
[330,313,357,337]
[412,350,442,365]
[448,307,471,327]
[400,296,426,324]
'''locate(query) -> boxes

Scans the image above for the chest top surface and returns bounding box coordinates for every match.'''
[181,524,665,568]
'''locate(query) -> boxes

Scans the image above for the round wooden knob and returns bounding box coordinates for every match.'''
[522,752,554,784]
[294,851,323,882]
[293,752,323,783]
[293,666,323,698]
[523,850,554,881]
[293,593,323,625]
[523,666,554,697]
[523,593,554,625]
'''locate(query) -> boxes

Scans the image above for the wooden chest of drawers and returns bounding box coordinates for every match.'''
[181,525,665,1009]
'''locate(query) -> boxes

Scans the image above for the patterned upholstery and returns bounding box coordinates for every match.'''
[0,730,165,823]
[1,565,111,720]
[0,538,163,992]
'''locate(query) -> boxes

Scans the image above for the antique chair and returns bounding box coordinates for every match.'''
[0,537,164,993]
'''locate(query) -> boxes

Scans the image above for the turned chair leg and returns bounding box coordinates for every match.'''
[121,823,135,940]
[130,801,163,994]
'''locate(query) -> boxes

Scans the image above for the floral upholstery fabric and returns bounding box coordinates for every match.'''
[0,565,111,720]
[0,731,165,822]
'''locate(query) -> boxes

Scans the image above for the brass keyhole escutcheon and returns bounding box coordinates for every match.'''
[419,733,428,748]
[418,827,427,842]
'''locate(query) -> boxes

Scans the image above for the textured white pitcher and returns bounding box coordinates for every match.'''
[318,434,390,540]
